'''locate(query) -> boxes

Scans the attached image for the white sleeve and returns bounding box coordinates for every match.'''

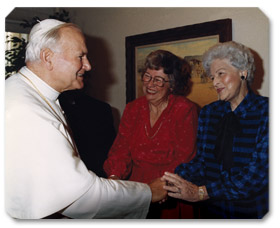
[5,75,151,219]
[61,171,152,219]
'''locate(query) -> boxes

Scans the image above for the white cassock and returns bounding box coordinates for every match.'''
[5,67,151,219]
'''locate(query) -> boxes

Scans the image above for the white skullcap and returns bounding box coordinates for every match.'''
[25,19,66,62]
[29,19,65,38]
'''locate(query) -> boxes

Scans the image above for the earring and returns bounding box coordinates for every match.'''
[241,75,245,80]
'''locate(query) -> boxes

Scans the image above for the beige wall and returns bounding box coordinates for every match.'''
[66,7,269,125]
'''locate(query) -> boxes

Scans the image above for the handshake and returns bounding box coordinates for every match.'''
[148,172,208,203]
[110,172,208,204]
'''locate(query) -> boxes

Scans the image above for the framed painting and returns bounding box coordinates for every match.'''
[125,18,232,107]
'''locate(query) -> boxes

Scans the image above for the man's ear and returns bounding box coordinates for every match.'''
[40,48,54,70]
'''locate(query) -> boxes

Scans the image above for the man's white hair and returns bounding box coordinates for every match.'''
[25,19,65,63]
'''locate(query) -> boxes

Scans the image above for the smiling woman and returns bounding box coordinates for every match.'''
[203,41,255,110]
[104,50,198,218]
[209,58,248,110]
[142,68,170,121]
[163,41,269,219]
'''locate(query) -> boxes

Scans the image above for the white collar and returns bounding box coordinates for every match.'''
[19,66,60,101]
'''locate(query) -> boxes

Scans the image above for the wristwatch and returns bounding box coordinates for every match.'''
[198,186,205,201]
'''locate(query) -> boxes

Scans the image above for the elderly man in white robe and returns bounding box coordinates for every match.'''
[5,19,167,219]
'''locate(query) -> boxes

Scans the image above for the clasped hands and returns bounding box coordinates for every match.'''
[109,172,207,204]
[148,172,207,203]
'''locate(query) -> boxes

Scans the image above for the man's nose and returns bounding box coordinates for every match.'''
[83,58,91,71]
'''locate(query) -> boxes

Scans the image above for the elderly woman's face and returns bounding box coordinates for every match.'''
[142,68,170,104]
[210,58,244,104]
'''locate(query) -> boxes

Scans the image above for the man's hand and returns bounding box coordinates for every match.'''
[108,175,120,180]
[148,178,167,203]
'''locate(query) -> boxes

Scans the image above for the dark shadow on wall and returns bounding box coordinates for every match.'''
[83,35,121,130]
[250,49,265,95]
[83,35,116,101]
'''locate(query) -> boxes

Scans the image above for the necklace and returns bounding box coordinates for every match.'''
[144,121,163,139]
[19,71,79,156]
[145,100,168,139]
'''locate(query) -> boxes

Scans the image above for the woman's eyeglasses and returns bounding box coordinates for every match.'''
[141,74,169,87]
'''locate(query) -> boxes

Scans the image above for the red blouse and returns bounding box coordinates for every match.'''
[104,94,198,184]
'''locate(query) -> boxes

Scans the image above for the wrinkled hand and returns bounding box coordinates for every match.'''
[148,178,168,203]
[161,172,201,202]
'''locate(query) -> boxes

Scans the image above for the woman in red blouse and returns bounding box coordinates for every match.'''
[103,50,198,218]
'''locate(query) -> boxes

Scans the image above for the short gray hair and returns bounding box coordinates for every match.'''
[202,41,256,85]
[25,19,80,63]
[142,50,191,96]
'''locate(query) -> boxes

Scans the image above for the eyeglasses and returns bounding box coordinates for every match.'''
[141,73,169,87]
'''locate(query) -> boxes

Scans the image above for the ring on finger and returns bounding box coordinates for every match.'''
[177,187,181,194]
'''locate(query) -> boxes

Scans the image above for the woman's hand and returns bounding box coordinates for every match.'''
[161,172,208,202]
